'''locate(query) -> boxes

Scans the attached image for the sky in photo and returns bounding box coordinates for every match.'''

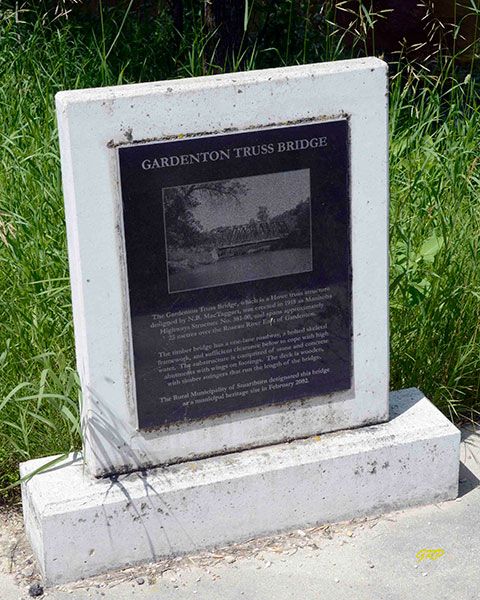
[183,169,310,231]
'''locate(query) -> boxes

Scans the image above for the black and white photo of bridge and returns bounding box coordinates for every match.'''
[162,169,312,293]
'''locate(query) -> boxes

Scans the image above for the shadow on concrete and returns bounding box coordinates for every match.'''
[458,461,480,498]
[458,426,480,498]
[387,387,425,422]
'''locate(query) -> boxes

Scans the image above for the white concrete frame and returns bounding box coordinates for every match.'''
[56,58,389,477]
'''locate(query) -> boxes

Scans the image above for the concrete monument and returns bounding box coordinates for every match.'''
[20,58,460,585]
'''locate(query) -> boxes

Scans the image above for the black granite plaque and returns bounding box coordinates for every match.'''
[118,120,352,429]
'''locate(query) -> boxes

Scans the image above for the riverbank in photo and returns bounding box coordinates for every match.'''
[169,247,312,293]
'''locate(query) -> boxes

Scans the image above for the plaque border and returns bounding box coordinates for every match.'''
[118,121,350,427]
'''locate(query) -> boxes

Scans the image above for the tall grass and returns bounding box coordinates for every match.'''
[389,61,480,421]
[0,4,177,500]
[0,1,479,503]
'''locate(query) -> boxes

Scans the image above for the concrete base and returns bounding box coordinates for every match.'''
[21,388,460,585]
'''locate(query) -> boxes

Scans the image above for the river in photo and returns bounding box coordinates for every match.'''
[169,247,312,293]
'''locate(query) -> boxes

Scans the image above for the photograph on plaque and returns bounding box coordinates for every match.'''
[118,120,352,429]
[162,170,313,293]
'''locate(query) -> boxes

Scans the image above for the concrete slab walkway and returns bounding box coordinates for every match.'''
[1,427,479,600]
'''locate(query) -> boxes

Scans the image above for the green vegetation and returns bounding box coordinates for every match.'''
[389,61,480,421]
[1,1,479,503]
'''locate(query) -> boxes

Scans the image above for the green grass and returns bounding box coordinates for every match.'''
[389,62,480,421]
[0,1,479,503]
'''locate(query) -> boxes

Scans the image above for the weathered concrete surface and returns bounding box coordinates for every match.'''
[2,426,478,600]
[20,388,459,585]
[57,57,389,477]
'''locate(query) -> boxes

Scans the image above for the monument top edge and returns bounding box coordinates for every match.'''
[55,57,387,107]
